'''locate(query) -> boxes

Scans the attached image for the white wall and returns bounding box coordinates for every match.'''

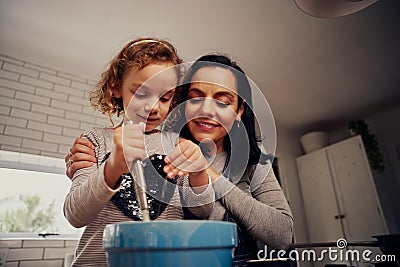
[0,236,78,267]
[313,106,400,234]
[276,103,400,242]
[275,124,309,242]
[275,124,314,267]
[367,105,400,233]
[0,54,113,158]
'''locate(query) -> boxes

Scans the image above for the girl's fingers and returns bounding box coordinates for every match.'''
[125,150,147,163]
[124,140,145,153]
[138,122,146,131]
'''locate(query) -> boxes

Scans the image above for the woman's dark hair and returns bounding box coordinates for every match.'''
[171,54,268,177]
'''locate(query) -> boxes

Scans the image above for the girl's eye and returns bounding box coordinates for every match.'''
[215,100,230,108]
[134,93,147,99]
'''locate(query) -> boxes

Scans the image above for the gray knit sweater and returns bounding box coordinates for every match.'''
[208,151,293,250]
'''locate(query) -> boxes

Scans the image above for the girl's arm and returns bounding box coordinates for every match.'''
[64,124,147,227]
[63,128,120,228]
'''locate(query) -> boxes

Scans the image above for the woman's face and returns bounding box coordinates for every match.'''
[114,63,178,132]
[185,66,244,153]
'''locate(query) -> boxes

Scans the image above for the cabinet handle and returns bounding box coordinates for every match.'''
[334,214,345,219]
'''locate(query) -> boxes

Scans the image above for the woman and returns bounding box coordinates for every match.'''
[66,54,293,266]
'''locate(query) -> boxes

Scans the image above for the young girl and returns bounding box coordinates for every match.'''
[63,38,213,266]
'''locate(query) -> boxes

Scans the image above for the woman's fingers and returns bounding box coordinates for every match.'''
[164,140,209,178]
[66,159,94,179]
[72,152,96,163]
[73,137,95,149]
[71,143,96,159]
[166,141,196,164]
[65,137,96,164]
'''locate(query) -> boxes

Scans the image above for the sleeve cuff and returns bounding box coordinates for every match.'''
[185,172,215,207]
[212,175,235,200]
[91,162,120,202]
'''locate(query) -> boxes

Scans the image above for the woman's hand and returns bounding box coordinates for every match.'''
[164,139,212,192]
[65,135,96,179]
[104,122,146,188]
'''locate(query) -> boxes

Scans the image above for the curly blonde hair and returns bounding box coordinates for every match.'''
[89,37,182,125]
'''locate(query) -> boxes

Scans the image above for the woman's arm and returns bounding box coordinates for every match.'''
[65,136,96,179]
[177,173,215,219]
[163,135,215,218]
[212,163,294,250]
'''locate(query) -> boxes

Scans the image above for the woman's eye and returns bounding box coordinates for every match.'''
[159,97,171,102]
[215,100,230,108]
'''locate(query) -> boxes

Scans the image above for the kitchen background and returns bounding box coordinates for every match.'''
[0,1,399,267]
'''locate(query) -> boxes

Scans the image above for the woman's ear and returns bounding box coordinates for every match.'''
[236,100,245,120]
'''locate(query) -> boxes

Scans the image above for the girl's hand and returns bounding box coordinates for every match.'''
[104,122,146,188]
[65,135,96,179]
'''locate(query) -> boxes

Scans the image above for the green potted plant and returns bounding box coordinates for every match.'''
[348,120,385,173]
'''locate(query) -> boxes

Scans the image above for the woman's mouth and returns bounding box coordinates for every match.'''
[194,120,219,130]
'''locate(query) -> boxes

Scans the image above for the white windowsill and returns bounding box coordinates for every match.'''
[0,150,65,175]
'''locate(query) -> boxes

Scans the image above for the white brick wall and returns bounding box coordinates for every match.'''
[0,54,116,158]
[0,237,78,267]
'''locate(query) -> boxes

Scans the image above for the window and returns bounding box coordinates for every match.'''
[0,150,82,236]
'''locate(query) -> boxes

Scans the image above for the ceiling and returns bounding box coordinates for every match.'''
[1,0,399,133]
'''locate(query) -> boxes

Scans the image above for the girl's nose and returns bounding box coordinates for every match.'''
[144,103,151,112]
[145,98,160,113]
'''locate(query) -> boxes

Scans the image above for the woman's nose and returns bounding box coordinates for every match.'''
[200,98,215,116]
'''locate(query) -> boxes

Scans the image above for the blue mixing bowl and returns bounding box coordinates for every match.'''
[103,220,237,267]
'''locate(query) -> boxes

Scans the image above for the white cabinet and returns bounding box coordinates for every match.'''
[296,135,387,243]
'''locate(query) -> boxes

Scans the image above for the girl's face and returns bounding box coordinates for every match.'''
[185,67,244,153]
[114,63,178,132]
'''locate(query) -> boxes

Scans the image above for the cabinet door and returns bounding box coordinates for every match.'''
[327,136,387,241]
[297,150,344,242]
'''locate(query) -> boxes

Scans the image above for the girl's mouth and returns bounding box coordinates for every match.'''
[138,114,160,122]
